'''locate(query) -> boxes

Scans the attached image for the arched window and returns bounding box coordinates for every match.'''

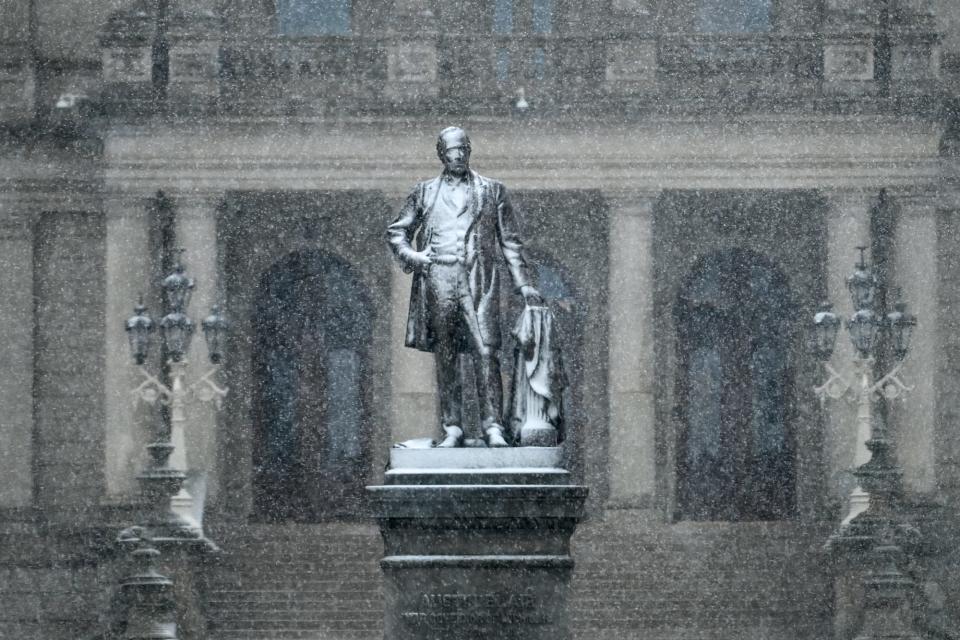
[252,250,371,521]
[276,0,351,35]
[674,248,796,521]
[697,0,771,32]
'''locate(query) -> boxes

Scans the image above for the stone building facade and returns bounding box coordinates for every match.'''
[2,0,960,638]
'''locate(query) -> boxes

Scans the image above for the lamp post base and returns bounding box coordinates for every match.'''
[842,485,871,526]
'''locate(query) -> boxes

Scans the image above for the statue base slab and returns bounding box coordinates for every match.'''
[368,447,587,640]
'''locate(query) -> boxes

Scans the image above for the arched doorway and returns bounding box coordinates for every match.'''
[674,248,797,521]
[252,250,372,521]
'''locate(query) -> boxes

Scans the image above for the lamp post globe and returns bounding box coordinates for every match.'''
[886,302,917,361]
[848,308,882,358]
[126,300,155,365]
[159,311,195,363]
[201,305,229,365]
[811,301,841,362]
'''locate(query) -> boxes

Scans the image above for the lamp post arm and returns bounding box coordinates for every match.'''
[814,361,855,402]
[871,360,915,400]
[130,365,174,407]
[188,366,228,409]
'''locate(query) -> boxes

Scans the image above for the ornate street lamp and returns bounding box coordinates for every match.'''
[810,247,915,546]
[126,251,228,543]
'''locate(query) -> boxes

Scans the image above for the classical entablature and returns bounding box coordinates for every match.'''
[88,116,944,195]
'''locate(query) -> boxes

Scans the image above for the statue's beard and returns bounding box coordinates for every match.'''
[444,163,468,177]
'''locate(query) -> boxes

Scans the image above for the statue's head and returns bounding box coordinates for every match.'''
[436,126,471,178]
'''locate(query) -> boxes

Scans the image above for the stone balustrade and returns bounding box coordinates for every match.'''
[0,19,947,125]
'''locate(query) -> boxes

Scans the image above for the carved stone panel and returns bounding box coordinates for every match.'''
[891,41,940,94]
[168,40,222,106]
[824,0,881,30]
[610,0,653,14]
[385,41,438,101]
[0,59,34,122]
[823,40,877,96]
[102,46,152,84]
[169,45,218,83]
[604,40,656,92]
[824,43,874,81]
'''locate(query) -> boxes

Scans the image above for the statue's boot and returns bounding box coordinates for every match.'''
[485,425,509,448]
[437,425,463,448]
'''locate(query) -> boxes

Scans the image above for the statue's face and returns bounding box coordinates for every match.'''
[438,130,470,177]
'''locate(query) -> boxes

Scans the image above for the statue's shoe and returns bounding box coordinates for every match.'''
[485,425,509,448]
[437,425,463,448]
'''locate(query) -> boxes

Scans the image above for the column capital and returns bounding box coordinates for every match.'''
[1,182,103,217]
[165,190,227,220]
[0,215,37,240]
[884,188,940,213]
[822,187,881,209]
[603,189,662,216]
[103,190,162,219]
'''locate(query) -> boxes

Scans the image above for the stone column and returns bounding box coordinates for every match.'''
[0,215,34,507]
[936,207,960,499]
[891,193,938,496]
[174,192,223,517]
[605,192,658,507]
[389,191,437,443]
[823,190,875,507]
[104,193,154,499]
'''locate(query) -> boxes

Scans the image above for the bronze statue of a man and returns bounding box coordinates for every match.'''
[387,127,542,447]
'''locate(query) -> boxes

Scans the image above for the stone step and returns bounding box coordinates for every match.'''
[206,521,832,640]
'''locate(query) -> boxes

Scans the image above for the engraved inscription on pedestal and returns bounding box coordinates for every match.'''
[379,556,576,640]
[400,592,549,629]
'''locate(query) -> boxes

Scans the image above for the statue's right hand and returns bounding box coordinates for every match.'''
[407,249,432,272]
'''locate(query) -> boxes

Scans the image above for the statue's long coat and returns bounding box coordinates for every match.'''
[386,170,532,353]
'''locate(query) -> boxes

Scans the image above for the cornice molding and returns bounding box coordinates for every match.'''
[0,217,35,240]
[99,118,946,192]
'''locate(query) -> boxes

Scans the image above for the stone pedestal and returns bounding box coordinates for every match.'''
[368,447,587,640]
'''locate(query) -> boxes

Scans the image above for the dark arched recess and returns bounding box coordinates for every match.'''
[674,247,797,521]
[252,249,372,521]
